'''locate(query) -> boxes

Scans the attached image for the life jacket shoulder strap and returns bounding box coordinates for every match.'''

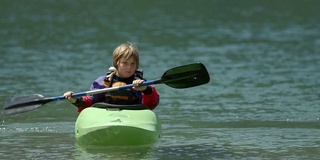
[103,67,144,87]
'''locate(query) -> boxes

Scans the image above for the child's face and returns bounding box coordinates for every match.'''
[116,56,137,78]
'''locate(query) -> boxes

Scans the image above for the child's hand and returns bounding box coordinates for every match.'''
[63,91,77,103]
[132,79,147,91]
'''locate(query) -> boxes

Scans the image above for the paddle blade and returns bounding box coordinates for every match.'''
[159,63,210,88]
[2,94,51,115]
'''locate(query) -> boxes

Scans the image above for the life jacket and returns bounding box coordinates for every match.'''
[102,67,144,105]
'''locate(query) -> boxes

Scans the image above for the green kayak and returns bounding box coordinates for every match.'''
[75,103,162,146]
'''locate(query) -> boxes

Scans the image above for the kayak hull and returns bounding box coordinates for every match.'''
[75,104,161,146]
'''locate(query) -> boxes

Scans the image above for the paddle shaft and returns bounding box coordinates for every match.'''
[51,80,158,101]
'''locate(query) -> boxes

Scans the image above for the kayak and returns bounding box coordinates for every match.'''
[75,103,162,146]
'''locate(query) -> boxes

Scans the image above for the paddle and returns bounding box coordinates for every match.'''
[2,62,210,115]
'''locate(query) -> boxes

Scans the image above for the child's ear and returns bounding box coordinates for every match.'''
[115,61,120,67]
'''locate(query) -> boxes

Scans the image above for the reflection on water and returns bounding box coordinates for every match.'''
[75,144,157,160]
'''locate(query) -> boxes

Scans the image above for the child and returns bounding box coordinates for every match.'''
[63,42,159,112]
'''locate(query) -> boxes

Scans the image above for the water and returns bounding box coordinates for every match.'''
[1,0,320,159]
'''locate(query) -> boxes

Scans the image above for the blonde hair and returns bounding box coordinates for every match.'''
[113,42,139,69]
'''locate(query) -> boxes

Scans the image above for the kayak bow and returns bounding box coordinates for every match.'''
[75,103,161,146]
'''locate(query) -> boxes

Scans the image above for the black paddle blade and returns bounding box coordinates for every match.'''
[2,94,50,115]
[159,63,210,88]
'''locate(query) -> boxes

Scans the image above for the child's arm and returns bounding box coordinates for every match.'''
[141,85,159,110]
